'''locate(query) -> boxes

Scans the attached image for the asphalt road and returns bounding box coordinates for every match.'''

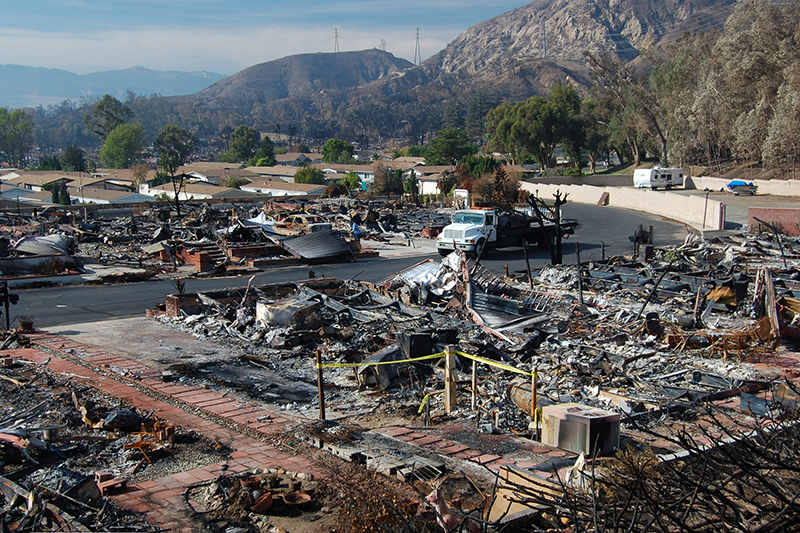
[14,204,690,329]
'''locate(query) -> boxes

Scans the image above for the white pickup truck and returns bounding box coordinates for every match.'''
[436,208,575,258]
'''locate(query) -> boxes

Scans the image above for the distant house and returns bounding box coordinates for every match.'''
[144,182,257,201]
[92,168,158,190]
[2,171,75,192]
[184,168,260,187]
[312,163,375,187]
[392,156,427,166]
[239,178,326,197]
[242,166,303,182]
[274,152,322,167]
[68,186,154,205]
[0,182,36,200]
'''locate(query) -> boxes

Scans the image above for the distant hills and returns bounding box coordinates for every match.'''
[164,0,736,136]
[181,49,413,108]
[29,0,739,147]
[0,65,225,108]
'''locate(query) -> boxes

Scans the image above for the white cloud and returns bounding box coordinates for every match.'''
[0,25,455,75]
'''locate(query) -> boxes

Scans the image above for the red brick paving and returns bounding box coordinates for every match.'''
[13,332,563,529]
[6,335,322,532]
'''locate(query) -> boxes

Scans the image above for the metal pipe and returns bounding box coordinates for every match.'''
[316,350,326,421]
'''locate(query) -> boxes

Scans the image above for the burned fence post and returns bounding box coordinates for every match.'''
[530,367,536,421]
[635,261,674,321]
[754,217,788,269]
[445,345,457,414]
[576,242,584,305]
[522,239,534,289]
[316,350,326,421]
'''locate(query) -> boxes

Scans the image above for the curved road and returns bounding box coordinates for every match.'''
[16,204,690,329]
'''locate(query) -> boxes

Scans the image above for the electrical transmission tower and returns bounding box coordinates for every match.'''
[414,27,422,65]
[334,27,340,53]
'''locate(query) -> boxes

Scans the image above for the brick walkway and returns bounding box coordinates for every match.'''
[6,333,322,532]
[376,426,561,472]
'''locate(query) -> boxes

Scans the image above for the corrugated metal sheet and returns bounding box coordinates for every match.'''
[471,290,522,328]
[280,229,353,261]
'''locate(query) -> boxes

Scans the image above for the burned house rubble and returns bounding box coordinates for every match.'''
[0,199,451,282]
[5,196,800,531]
[132,227,800,529]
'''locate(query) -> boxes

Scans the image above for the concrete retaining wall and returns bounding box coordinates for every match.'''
[688,176,800,196]
[520,182,726,230]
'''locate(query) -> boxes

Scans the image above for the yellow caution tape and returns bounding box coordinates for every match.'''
[317,349,539,379]
[317,351,445,368]
[456,350,536,377]
[418,393,432,414]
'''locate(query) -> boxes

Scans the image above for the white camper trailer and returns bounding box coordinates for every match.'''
[633,168,685,190]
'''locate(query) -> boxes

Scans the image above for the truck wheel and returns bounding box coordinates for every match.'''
[473,239,486,259]
[438,249,450,257]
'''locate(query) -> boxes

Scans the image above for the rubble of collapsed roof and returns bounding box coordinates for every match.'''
[138,217,800,529]
[0,199,452,281]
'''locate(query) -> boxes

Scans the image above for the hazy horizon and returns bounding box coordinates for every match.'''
[2,0,526,75]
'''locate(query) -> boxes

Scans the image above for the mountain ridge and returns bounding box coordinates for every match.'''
[0,65,225,109]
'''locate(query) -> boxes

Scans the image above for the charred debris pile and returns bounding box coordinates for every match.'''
[155,227,800,446]
[0,199,446,280]
[0,354,229,532]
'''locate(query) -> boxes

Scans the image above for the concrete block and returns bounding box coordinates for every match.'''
[256,299,322,329]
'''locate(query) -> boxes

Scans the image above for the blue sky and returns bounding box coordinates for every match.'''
[1,0,526,74]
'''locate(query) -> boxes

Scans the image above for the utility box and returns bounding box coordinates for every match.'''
[541,403,620,456]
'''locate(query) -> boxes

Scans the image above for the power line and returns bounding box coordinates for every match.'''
[414,27,421,65]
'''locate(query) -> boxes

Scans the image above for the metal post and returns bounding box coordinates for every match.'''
[316,350,326,421]
[702,188,710,229]
[444,345,457,414]
[635,261,673,320]
[2,281,9,332]
[522,240,533,289]
[576,242,584,305]
[601,241,605,261]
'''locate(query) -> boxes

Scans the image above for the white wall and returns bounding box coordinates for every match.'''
[520,182,726,230]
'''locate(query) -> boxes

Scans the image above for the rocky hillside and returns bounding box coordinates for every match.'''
[414,0,736,99]
[217,0,738,131]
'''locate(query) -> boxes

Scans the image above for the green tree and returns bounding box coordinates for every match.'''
[342,172,362,190]
[222,125,260,163]
[294,166,326,184]
[32,155,61,171]
[0,107,36,168]
[461,155,500,178]
[154,125,197,218]
[427,127,478,165]
[487,83,584,170]
[403,173,420,204]
[84,95,132,141]
[99,122,145,169]
[250,135,276,166]
[321,138,355,164]
[50,182,71,205]
[59,182,71,205]
[59,145,87,172]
